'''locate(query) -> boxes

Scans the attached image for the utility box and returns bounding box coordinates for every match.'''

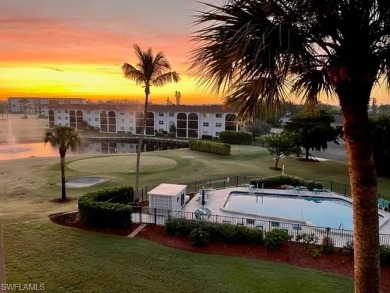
[148,183,187,211]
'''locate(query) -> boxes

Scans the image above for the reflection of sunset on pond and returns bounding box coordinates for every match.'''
[0,142,57,161]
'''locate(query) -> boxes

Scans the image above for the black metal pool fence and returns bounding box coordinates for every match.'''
[133,175,390,248]
[137,175,354,202]
[131,207,390,248]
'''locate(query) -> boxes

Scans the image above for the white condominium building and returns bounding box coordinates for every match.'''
[48,103,238,139]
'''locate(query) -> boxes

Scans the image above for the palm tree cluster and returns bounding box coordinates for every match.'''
[190,1,389,292]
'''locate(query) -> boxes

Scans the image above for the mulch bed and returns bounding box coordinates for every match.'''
[50,212,390,291]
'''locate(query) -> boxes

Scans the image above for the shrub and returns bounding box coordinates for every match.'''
[190,228,210,247]
[264,229,292,249]
[250,175,323,190]
[78,186,134,228]
[189,139,231,156]
[165,218,199,236]
[164,218,263,245]
[342,240,354,255]
[295,233,319,248]
[380,245,390,266]
[219,131,252,145]
[321,236,336,254]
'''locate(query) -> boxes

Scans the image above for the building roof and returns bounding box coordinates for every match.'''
[148,183,187,196]
[48,103,234,113]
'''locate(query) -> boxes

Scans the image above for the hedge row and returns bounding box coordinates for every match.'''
[78,186,134,228]
[250,175,323,190]
[219,131,252,145]
[189,139,231,156]
[165,218,263,245]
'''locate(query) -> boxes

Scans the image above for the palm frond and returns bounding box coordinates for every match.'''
[152,72,180,87]
[122,63,145,84]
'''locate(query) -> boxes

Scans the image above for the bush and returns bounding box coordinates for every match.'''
[264,229,292,249]
[189,139,231,156]
[321,236,336,254]
[165,218,199,236]
[295,233,319,248]
[219,131,252,145]
[190,228,210,247]
[78,186,134,228]
[342,240,354,255]
[380,245,390,266]
[250,175,323,190]
[164,218,263,245]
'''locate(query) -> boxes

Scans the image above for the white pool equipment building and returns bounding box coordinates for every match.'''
[148,183,187,211]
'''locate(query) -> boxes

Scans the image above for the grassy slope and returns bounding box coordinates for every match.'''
[4,220,353,293]
[1,116,389,292]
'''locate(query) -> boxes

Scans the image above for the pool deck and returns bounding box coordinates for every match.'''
[181,186,390,235]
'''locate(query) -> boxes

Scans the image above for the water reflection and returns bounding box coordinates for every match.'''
[0,140,184,161]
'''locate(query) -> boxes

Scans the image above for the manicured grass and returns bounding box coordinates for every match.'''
[1,116,389,292]
[3,220,353,293]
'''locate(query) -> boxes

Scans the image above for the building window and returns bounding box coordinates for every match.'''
[216,132,220,136]
[121,119,125,123]
[129,127,134,131]
[203,113,210,118]
[129,112,134,116]
[119,112,124,115]
[216,122,222,127]
[58,110,62,113]
[58,116,62,120]
[203,122,209,127]
[159,120,164,125]
[87,110,91,114]
[95,118,99,122]
[216,113,222,118]
[169,112,174,117]
[159,113,164,117]
[120,126,125,131]
[65,110,68,113]
[65,117,68,120]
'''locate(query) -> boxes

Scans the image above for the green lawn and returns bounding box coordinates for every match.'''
[3,220,353,293]
[1,118,390,292]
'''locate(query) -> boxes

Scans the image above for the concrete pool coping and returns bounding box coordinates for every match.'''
[181,187,390,233]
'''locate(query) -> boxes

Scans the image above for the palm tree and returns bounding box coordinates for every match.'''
[190,1,389,292]
[44,126,81,201]
[122,45,179,199]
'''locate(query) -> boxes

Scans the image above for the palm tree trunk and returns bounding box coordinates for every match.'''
[60,154,66,201]
[341,102,379,293]
[135,87,150,200]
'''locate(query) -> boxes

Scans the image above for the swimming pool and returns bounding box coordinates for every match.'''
[223,192,354,230]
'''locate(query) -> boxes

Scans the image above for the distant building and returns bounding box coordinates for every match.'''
[48,103,238,139]
[8,97,86,117]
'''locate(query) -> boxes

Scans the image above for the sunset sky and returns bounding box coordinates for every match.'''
[0,0,388,105]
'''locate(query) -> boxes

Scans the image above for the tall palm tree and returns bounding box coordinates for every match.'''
[190,1,389,292]
[44,126,81,201]
[122,45,179,199]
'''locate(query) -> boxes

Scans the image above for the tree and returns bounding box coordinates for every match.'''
[44,126,81,201]
[370,115,390,178]
[244,119,272,138]
[190,1,389,291]
[122,45,179,198]
[284,111,340,160]
[265,133,299,169]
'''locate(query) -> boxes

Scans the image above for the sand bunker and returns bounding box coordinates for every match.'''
[66,177,105,188]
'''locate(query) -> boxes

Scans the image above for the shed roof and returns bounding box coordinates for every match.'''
[148,183,187,197]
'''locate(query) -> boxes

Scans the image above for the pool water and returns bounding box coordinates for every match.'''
[224,193,353,230]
